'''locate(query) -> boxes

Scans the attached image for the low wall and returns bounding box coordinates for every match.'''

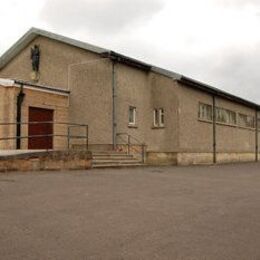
[177,152,259,166]
[0,150,92,172]
[146,152,259,166]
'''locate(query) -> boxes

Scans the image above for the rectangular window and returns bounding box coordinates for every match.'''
[128,106,136,125]
[238,113,255,128]
[153,109,159,126]
[198,103,213,121]
[159,109,164,126]
[153,108,164,127]
[216,107,236,125]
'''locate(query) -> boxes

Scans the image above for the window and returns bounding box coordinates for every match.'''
[198,103,212,121]
[216,107,236,125]
[154,109,159,126]
[128,106,136,125]
[153,108,164,127]
[160,109,165,126]
[238,113,255,128]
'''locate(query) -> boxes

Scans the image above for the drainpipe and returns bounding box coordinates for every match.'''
[112,60,117,149]
[212,95,217,164]
[255,108,258,162]
[16,84,25,149]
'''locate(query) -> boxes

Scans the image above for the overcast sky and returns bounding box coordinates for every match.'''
[1,0,260,103]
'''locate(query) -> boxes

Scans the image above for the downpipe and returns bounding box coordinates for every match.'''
[16,84,25,149]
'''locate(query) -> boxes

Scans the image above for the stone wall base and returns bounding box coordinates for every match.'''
[146,152,177,166]
[177,152,260,166]
[146,152,259,166]
[177,153,213,166]
[0,150,92,172]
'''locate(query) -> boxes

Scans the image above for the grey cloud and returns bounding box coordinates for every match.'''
[40,0,164,34]
[208,48,260,103]
[91,36,260,104]
[167,46,260,103]
[175,0,260,8]
[211,0,260,8]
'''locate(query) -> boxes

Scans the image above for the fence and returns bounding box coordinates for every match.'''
[0,121,88,150]
[116,133,146,163]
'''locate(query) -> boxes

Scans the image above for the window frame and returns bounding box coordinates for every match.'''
[238,113,255,128]
[153,108,165,127]
[198,103,213,122]
[159,108,165,126]
[128,106,137,126]
[215,107,237,125]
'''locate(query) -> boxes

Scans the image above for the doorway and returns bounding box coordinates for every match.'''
[28,107,54,149]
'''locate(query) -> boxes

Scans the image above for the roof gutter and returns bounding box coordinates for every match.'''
[101,51,152,72]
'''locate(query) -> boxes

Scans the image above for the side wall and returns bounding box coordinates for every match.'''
[69,59,113,146]
[177,82,259,165]
[116,64,180,165]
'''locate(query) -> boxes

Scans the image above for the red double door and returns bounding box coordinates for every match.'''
[28,107,54,150]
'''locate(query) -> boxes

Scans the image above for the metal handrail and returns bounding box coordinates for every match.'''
[0,121,87,127]
[116,133,146,163]
[0,121,89,150]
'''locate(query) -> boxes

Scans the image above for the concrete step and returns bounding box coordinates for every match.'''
[92,151,144,169]
[93,156,136,160]
[93,163,145,169]
[92,152,128,156]
[93,159,141,165]
[93,155,134,160]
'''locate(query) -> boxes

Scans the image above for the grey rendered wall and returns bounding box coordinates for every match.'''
[69,58,113,145]
[177,83,214,153]
[0,36,97,89]
[177,82,257,155]
[116,63,179,152]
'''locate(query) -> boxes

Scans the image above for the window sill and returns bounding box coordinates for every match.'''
[128,124,138,129]
[151,126,165,129]
[198,119,256,131]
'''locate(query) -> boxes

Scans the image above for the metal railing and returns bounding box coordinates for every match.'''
[0,121,89,150]
[116,133,146,163]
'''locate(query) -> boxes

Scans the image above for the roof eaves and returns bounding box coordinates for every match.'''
[34,28,109,54]
[14,79,70,95]
[151,66,181,79]
[178,76,260,110]
[101,51,152,71]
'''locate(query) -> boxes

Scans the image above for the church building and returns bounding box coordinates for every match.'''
[0,28,259,165]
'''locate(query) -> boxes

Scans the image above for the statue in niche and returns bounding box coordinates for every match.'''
[31,45,40,72]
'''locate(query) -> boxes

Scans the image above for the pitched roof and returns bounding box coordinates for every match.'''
[0,27,108,70]
[0,28,259,109]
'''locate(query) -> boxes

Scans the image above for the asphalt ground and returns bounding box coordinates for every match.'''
[0,163,260,260]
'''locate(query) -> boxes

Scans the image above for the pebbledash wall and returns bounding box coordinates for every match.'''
[176,83,259,165]
[0,28,259,165]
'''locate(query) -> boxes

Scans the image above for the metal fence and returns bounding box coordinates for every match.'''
[0,121,89,150]
[116,133,146,163]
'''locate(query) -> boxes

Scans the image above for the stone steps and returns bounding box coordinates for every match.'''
[92,152,144,168]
